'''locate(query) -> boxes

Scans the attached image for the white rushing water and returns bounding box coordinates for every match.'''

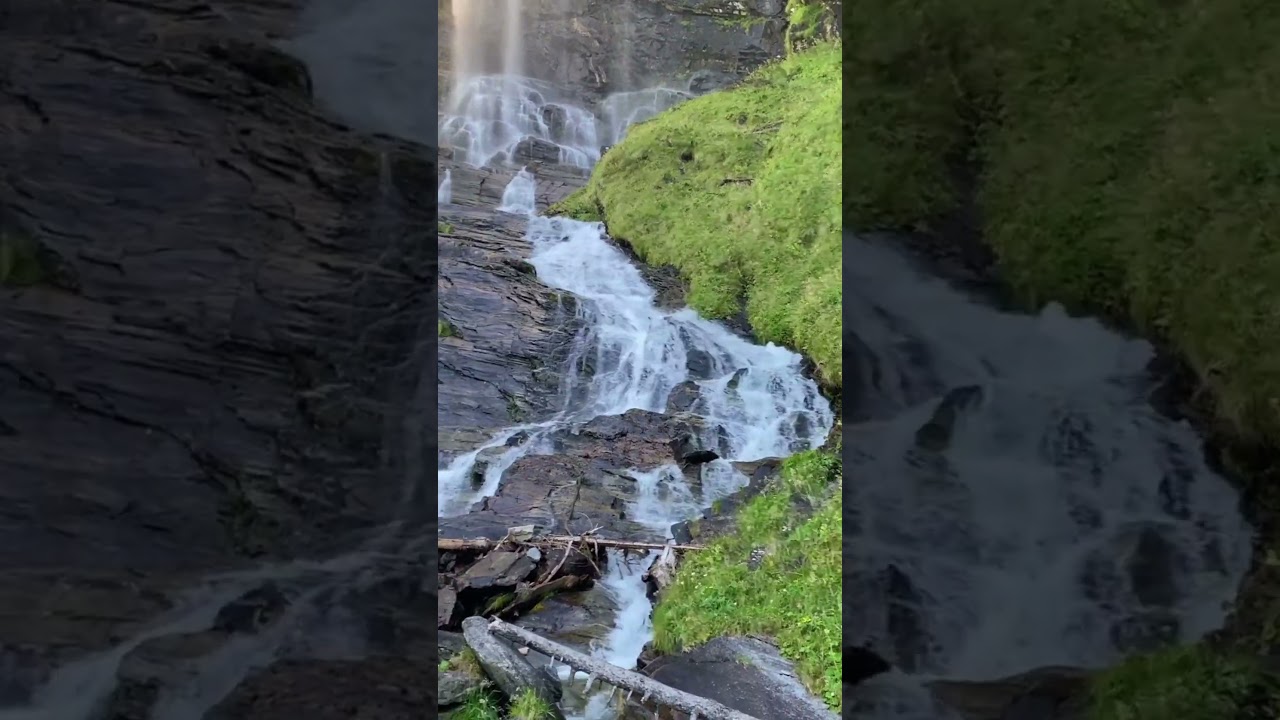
[497,166,536,214]
[840,234,1253,718]
[437,168,452,205]
[437,208,832,517]
[437,174,833,718]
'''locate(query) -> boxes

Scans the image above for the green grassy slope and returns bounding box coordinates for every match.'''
[842,0,1280,444]
[552,43,843,390]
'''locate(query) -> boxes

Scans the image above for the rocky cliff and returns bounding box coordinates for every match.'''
[0,0,439,715]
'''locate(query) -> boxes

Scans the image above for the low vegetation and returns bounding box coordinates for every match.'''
[841,0,1280,444]
[438,319,459,338]
[551,43,842,390]
[1089,645,1280,720]
[0,230,45,286]
[652,450,842,708]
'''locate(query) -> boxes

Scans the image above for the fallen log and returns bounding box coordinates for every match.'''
[641,540,678,598]
[486,618,762,720]
[439,535,704,553]
[500,574,588,618]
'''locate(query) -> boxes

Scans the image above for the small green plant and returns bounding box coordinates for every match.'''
[439,319,459,338]
[439,221,455,234]
[0,231,45,286]
[482,592,515,616]
[652,450,842,708]
[565,44,841,392]
[1090,645,1279,720]
[508,688,557,720]
[454,687,502,720]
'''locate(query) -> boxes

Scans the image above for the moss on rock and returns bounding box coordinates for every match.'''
[552,43,842,390]
[841,0,1280,444]
[651,450,842,708]
[1089,645,1280,720]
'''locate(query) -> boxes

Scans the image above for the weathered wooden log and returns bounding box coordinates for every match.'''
[641,540,678,598]
[486,618,762,720]
[500,574,588,618]
[439,535,704,553]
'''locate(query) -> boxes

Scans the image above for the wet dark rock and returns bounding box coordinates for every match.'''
[438,669,483,707]
[671,432,719,465]
[929,666,1090,720]
[687,68,740,94]
[108,631,235,720]
[518,0,787,100]
[0,0,439,697]
[438,203,582,448]
[665,380,703,414]
[439,410,704,540]
[915,384,984,452]
[457,551,538,594]
[669,459,782,543]
[726,367,749,391]
[844,644,893,687]
[206,657,434,720]
[843,560,932,674]
[1127,524,1182,608]
[213,583,290,634]
[685,347,717,379]
[627,636,838,720]
[512,136,564,165]
[438,588,462,629]
[461,616,561,707]
[439,630,466,660]
[517,587,616,648]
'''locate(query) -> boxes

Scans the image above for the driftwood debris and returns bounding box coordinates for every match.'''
[499,574,588,619]
[641,540,679,597]
[487,618,762,720]
[439,534,704,554]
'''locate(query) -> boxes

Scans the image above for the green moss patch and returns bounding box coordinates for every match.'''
[1090,645,1280,720]
[507,688,556,720]
[841,0,1280,443]
[651,450,841,708]
[553,44,842,390]
[0,231,46,286]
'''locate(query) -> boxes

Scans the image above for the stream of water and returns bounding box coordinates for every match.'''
[840,234,1253,717]
[437,173,833,717]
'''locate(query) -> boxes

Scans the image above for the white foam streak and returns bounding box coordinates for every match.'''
[498,167,537,214]
[437,168,452,205]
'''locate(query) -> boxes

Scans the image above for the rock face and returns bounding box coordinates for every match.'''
[438,409,707,539]
[0,0,437,712]
[624,636,840,720]
[928,667,1091,720]
[439,0,787,100]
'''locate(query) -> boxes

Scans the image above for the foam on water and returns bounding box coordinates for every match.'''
[438,172,833,719]
[840,233,1252,717]
[438,168,452,205]
[498,166,537,214]
[437,201,832,518]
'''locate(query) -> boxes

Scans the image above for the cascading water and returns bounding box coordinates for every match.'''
[840,233,1252,718]
[440,0,692,169]
[497,167,536,214]
[437,179,833,717]
[438,168,452,204]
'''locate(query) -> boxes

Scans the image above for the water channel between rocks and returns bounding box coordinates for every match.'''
[437,155,834,719]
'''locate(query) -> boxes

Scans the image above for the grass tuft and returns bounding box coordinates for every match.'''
[553,44,842,391]
[1090,645,1280,720]
[841,0,1280,443]
[507,688,557,720]
[651,450,842,708]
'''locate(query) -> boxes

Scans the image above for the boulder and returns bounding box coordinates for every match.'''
[461,616,561,706]
[629,636,838,720]
[928,666,1090,720]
